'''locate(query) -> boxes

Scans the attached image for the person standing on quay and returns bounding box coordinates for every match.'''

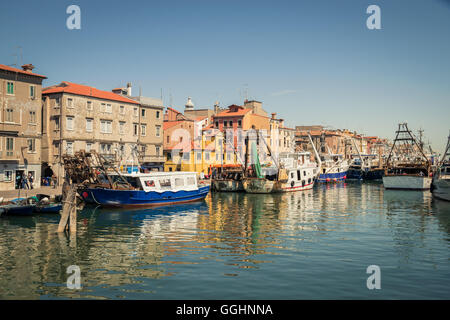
[28,172,34,189]
[22,173,29,189]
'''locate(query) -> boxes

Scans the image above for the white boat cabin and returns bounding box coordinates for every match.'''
[115,172,199,193]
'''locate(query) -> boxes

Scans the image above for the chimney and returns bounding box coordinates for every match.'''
[126,83,132,96]
[21,64,35,72]
[271,113,276,119]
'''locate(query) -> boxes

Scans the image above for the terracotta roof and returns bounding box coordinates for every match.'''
[167,107,181,114]
[215,106,251,118]
[0,64,47,79]
[42,82,138,104]
[163,121,184,130]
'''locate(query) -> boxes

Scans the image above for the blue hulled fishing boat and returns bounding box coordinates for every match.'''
[79,171,210,208]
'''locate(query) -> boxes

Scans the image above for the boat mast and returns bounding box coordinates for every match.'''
[439,131,450,167]
[308,133,322,170]
[386,122,429,167]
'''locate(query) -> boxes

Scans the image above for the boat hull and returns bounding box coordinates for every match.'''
[278,181,315,192]
[432,178,450,201]
[212,179,244,192]
[382,175,432,190]
[79,185,210,208]
[243,178,278,194]
[1,204,36,216]
[318,171,348,183]
[347,168,384,181]
[34,204,63,213]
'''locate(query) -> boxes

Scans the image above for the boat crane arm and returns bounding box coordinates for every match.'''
[308,133,322,172]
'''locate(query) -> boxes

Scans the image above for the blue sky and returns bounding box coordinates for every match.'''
[1,0,449,151]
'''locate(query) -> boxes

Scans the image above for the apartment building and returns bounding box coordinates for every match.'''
[0,64,47,190]
[41,81,148,183]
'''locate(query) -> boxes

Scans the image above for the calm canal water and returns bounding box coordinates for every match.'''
[0,182,449,299]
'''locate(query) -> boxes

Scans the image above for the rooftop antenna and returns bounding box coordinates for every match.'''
[139,86,142,97]
[244,83,249,101]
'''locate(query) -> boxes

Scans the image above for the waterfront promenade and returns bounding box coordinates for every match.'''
[0,186,62,201]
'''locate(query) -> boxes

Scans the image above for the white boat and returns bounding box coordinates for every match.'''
[243,152,319,193]
[383,123,432,191]
[277,152,318,192]
[431,133,450,201]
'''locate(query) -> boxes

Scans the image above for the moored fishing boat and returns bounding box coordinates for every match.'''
[431,133,450,201]
[79,171,210,208]
[347,157,384,181]
[382,123,432,190]
[276,152,318,192]
[210,164,244,192]
[317,154,349,182]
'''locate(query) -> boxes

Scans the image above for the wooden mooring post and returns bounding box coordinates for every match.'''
[57,181,78,233]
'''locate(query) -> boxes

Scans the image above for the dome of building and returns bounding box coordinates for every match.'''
[185,97,194,109]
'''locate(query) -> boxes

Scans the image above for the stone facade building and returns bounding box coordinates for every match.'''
[41,81,162,184]
[0,64,47,190]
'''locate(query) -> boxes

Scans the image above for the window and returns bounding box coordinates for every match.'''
[6,137,14,156]
[100,120,112,133]
[205,152,210,161]
[187,176,196,186]
[119,121,125,134]
[304,170,307,176]
[141,124,146,136]
[156,146,160,156]
[144,180,156,188]
[66,116,74,130]
[100,143,112,154]
[29,111,36,124]
[229,120,233,127]
[141,109,146,117]
[7,82,14,95]
[133,107,138,117]
[156,111,160,119]
[66,142,74,155]
[67,98,74,108]
[27,139,36,152]
[3,170,12,182]
[54,142,60,155]
[141,145,146,154]
[86,143,92,152]
[133,123,138,136]
[6,109,13,122]
[238,120,242,127]
[30,85,36,99]
[175,178,184,187]
[55,97,60,106]
[297,170,301,181]
[101,103,106,112]
[159,178,171,190]
[182,152,190,161]
[86,118,93,132]
[156,125,161,137]
[119,105,125,114]
[87,101,93,110]
[55,116,60,130]
[215,121,218,128]
[197,152,202,161]
[105,104,112,113]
